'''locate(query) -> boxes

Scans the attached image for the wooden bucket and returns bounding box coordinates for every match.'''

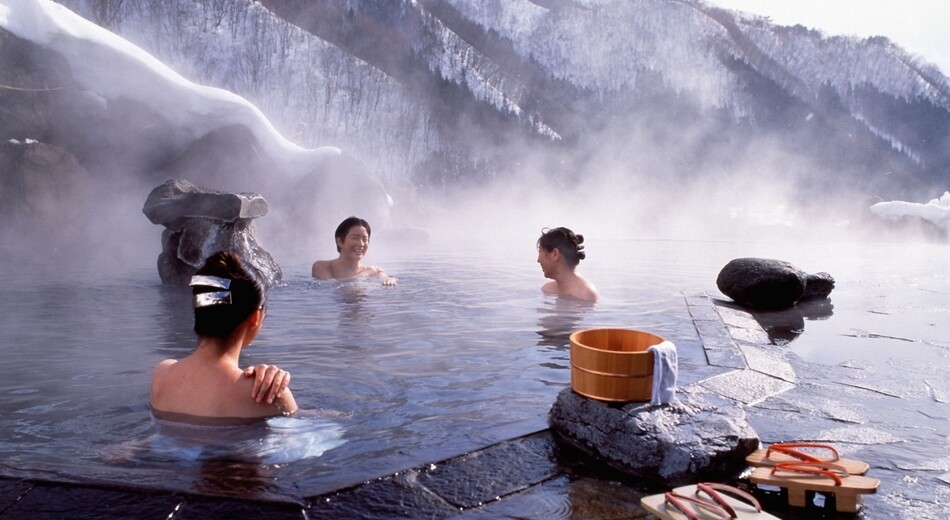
[569,328,663,402]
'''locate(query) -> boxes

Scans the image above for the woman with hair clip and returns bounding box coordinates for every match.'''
[536,227,600,302]
[150,251,298,420]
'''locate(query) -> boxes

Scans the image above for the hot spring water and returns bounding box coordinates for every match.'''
[0,239,947,507]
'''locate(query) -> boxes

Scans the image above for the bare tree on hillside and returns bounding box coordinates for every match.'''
[82,0,125,30]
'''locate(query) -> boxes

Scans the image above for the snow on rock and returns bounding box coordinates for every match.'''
[0,0,339,175]
[870,191,950,234]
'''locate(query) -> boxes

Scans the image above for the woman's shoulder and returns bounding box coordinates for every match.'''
[151,359,179,383]
[149,359,180,411]
[234,376,297,417]
[550,276,598,302]
[570,277,600,302]
[154,358,178,370]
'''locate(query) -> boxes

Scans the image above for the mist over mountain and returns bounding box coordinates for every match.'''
[2,0,949,257]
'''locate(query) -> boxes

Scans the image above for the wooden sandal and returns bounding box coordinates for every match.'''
[641,490,730,519]
[746,442,869,475]
[749,461,880,513]
[641,483,780,519]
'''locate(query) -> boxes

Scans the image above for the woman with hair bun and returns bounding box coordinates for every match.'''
[536,227,600,302]
[150,251,297,420]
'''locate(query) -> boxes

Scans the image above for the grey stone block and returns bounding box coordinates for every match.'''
[549,387,758,487]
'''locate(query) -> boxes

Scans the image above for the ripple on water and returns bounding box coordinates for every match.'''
[9,388,40,395]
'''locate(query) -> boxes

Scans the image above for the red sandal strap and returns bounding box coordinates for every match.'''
[767,442,841,463]
[696,482,762,514]
[773,461,850,485]
[664,491,730,520]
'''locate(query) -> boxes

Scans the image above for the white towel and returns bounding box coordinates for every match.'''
[649,341,678,405]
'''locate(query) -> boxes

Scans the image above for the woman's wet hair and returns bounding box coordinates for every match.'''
[538,227,587,267]
[334,216,371,252]
[191,251,266,339]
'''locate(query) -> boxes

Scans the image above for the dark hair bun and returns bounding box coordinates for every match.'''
[538,227,587,266]
[192,251,266,338]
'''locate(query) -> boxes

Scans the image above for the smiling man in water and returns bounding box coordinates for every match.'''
[311,216,397,286]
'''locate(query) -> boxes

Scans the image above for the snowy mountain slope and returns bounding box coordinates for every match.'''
[258,0,949,197]
[13,0,950,207]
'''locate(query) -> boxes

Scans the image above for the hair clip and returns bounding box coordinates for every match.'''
[189,275,231,289]
[193,291,232,308]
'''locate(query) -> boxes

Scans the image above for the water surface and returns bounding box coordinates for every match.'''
[0,238,947,511]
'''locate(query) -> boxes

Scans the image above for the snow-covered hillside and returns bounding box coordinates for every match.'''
[3,0,948,237]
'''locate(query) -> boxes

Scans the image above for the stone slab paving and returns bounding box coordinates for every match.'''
[700,369,796,406]
[0,293,818,519]
[0,479,306,519]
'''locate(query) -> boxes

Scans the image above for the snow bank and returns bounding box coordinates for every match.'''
[0,0,339,172]
[870,191,950,233]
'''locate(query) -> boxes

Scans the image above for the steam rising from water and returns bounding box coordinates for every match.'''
[410,133,893,254]
[2,114,940,279]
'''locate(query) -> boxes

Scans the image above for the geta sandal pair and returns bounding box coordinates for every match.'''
[748,461,879,513]
[745,441,869,475]
[641,482,779,519]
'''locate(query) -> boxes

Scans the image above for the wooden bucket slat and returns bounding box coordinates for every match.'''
[569,328,664,402]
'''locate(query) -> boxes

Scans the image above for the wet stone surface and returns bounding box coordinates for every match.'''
[738,343,797,382]
[450,475,650,520]
[307,472,459,519]
[174,496,305,519]
[0,481,185,520]
[306,430,559,518]
[700,369,796,405]
[0,480,32,513]
[416,432,559,509]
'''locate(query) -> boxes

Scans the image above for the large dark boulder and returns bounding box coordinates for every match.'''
[143,179,281,286]
[550,387,758,486]
[717,258,836,309]
[716,258,807,309]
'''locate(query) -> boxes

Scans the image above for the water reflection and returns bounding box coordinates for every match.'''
[195,456,278,498]
[535,297,593,351]
[331,281,373,348]
[100,414,346,497]
[746,298,835,345]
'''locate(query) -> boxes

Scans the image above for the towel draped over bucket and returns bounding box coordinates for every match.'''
[648,341,678,405]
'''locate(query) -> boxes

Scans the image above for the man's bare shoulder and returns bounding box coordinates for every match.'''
[312,260,333,278]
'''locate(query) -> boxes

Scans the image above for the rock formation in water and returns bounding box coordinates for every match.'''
[142,179,282,286]
[549,386,758,486]
[716,257,834,310]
